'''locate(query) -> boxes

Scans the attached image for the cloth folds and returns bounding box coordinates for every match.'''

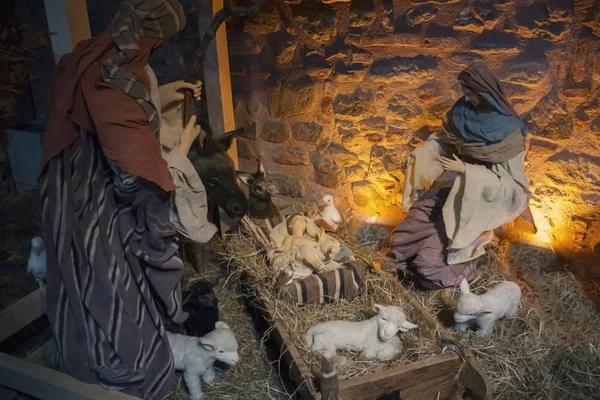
[40,0,186,191]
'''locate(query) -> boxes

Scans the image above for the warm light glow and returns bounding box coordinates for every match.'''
[526,200,571,248]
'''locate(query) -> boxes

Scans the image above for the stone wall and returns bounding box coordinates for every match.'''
[227,0,600,260]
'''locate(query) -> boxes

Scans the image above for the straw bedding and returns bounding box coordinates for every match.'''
[222,219,440,383]
[166,251,289,400]
[414,241,600,400]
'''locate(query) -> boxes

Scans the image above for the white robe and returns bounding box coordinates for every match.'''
[402,131,530,264]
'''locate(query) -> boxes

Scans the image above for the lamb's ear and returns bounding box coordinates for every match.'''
[399,320,418,332]
[478,310,493,316]
[236,171,254,186]
[373,304,385,314]
[198,339,216,352]
[459,279,470,294]
[215,321,226,328]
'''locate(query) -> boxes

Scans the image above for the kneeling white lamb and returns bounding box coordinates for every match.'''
[167,321,239,400]
[454,278,521,336]
[305,304,417,362]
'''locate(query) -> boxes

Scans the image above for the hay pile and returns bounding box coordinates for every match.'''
[167,256,288,400]
[222,219,439,383]
[415,241,600,400]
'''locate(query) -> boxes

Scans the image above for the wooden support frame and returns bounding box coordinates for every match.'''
[197,0,239,236]
[0,289,139,400]
[43,0,91,64]
[0,289,46,343]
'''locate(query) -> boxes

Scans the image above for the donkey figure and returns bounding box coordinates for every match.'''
[236,159,280,219]
[188,121,248,219]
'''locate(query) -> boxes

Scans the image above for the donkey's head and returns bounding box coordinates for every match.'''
[189,121,248,218]
[236,159,280,219]
[236,159,279,200]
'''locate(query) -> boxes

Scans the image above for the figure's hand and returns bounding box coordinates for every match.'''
[174,80,202,101]
[177,115,201,157]
[440,154,466,174]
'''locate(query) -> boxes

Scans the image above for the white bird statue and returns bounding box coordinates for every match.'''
[319,194,342,230]
[27,236,47,295]
[365,212,380,225]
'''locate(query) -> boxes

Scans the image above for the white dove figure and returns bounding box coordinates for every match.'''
[365,212,380,225]
[27,236,47,295]
[319,195,342,230]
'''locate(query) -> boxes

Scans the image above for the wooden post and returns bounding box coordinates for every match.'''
[43,0,91,64]
[197,0,239,236]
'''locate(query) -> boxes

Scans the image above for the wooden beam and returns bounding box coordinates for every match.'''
[0,352,138,400]
[197,0,239,235]
[0,289,46,343]
[43,0,91,64]
[338,353,462,400]
[25,339,58,369]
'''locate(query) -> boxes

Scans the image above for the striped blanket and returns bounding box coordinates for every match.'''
[281,261,365,305]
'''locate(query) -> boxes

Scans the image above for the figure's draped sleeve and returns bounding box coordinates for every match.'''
[402,132,451,211]
[442,152,530,260]
[165,148,218,243]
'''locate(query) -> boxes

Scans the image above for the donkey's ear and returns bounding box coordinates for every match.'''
[219,127,245,150]
[236,171,254,186]
[256,158,266,177]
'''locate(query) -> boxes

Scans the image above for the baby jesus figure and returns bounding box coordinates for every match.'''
[270,215,342,280]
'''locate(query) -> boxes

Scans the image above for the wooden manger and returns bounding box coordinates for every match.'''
[233,216,492,400]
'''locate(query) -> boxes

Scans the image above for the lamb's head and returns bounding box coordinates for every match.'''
[373,304,418,341]
[198,321,239,366]
[31,236,44,255]
[454,279,492,323]
[322,195,334,206]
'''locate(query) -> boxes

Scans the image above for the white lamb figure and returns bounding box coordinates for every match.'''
[167,321,239,400]
[27,236,47,294]
[305,304,417,362]
[319,195,342,230]
[454,278,521,336]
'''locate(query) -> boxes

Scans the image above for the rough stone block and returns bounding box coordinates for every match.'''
[351,51,374,65]
[472,30,518,51]
[524,93,573,141]
[292,122,324,143]
[333,88,373,116]
[270,173,305,197]
[359,116,387,131]
[277,43,297,65]
[261,120,289,143]
[269,83,318,118]
[388,94,422,119]
[454,2,500,33]
[369,55,439,83]
[498,59,549,87]
[312,170,340,188]
[272,148,310,165]
[327,144,360,167]
[406,4,437,27]
[346,163,367,182]
[516,2,572,41]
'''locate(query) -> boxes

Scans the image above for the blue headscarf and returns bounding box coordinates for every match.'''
[450,92,528,143]
[449,63,528,143]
